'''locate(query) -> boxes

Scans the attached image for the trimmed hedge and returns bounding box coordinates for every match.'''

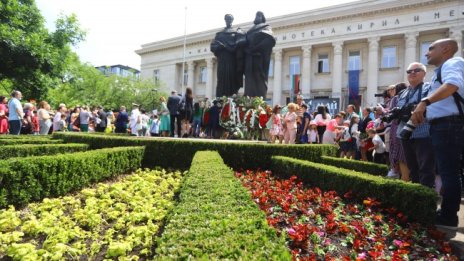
[155,151,290,260]
[320,156,389,177]
[52,133,337,170]
[0,146,144,208]
[0,143,89,159]
[271,156,438,225]
[0,139,63,145]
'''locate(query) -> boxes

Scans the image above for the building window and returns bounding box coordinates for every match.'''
[382,46,397,68]
[153,69,160,84]
[268,59,274,77]
[200,67,207,83]
[289,56,300,76]
[317,54,329,73]
[420,41,432,65]
[183,69,188,86]
[348,51,361,70]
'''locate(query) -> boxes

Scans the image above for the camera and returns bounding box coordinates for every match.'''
[398,119,416,140]
[374,90,388,98]
[381,103,415,123]
[381,103,417,140]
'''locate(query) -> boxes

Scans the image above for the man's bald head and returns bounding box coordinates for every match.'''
[426,38,459,66]
[433,38,458,56]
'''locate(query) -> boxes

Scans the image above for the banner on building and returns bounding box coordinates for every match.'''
[348,70,360,108]
[291,74,300,95]
[305,98,340,115]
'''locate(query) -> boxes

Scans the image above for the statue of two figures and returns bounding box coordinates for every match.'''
[210,12,275,99]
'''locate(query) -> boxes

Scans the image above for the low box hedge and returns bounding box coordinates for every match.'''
[0,139,63,145]
[320,156,389,177]
[270,156,438,225]
[0,146,144,208]
[52,133,337,170]
[155,151,290,260]
[0,143,89,159]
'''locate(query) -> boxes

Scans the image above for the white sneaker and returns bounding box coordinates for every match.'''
[386,170,399,178]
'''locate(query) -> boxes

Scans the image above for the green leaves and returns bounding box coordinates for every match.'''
[0,146,144,207]
[0,169,184,259]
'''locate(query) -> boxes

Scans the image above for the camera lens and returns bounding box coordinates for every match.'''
[399,120,416,140]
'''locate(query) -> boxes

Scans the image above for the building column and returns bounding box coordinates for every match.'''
[332,41,343,99]
[272,48,283,106]
[301,45,311,98]
[404,32,418,80]
[187,61,195,92]
[450,27,463,57]
[205,57,215,99]
[367,36,380,107]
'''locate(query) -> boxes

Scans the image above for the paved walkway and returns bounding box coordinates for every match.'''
[440,193,464,259]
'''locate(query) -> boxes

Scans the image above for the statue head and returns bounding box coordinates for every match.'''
[224,14,234,28]
[254,11,266,25]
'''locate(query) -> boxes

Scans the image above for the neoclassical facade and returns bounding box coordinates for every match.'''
[136,0,463,107]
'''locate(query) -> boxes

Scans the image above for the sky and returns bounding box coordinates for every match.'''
[35,0,356,70]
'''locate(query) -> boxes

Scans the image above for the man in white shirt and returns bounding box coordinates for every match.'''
[53,105,67,132]
[7,90,23,135]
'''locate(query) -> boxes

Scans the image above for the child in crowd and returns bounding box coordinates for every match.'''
[367,129,386,164]
[283,103,298,144]
[269,105,283,144]
[58,114,67,132]
[339,120,351,158]
[307,121,319,144]
[150,115,160,137]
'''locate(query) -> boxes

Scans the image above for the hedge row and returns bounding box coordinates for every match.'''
[0,139,63,145]
[270,156,437,225]
[320,156,389,177]
[0,146,144,208]
[156,151,291,260]
[0,143,89,159]
[52,133,337,170]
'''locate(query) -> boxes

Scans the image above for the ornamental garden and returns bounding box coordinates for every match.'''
[0,133,458,260]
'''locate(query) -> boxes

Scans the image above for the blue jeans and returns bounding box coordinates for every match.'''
[8,120,21,135]
[192,119,201,137]
[430,118,464,219]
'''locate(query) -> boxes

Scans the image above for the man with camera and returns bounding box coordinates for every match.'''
[396,62,434,188]
[412,39,464,230]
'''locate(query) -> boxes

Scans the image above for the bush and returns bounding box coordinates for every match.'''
[52,133,337,170]
[270,156,437,224]
[320,156,389,176]
[0,146,144,208]
[155,151,291,260]
[0,143,89,159]
[0,139,63,145]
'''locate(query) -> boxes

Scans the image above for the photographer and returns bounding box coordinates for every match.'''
[412,39,464,230]
[397,62,434,188]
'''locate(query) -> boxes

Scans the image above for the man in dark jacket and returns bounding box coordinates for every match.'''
[167,90,182,137]
[96,106,107,132]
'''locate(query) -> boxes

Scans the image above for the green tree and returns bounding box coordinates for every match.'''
[0,0,85,100]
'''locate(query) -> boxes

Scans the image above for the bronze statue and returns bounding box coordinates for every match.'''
[243,11,276,98]
[210,14,245,97]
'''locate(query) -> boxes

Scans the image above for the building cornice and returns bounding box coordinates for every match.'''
[135,0,454,55]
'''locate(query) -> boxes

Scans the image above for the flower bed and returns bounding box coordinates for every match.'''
[235,170,457,260]
[0,169,184,260]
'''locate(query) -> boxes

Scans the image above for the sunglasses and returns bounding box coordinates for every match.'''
[406,68,423,74]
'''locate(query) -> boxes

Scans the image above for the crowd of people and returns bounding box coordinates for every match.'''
[1,38,462,230]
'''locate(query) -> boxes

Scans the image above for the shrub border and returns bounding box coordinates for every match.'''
[0,146,144,208]
[155,151,291,259]
[0,143,89,160]
[271,155,437,224]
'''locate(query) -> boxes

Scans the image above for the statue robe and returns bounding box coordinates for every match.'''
[210,28,244,97]
[243,23,276,98]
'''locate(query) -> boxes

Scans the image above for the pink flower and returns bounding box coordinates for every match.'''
[393,239,402,247]
[358,252,367,259]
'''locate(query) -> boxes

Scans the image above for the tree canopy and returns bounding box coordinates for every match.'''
[0,0,165,111]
